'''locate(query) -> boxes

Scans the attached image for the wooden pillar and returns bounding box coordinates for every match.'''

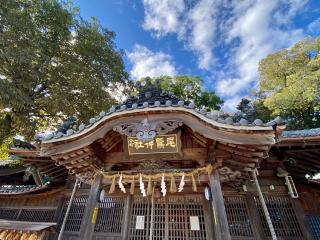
[291,198,313,240]
[209,170,231,240]
[54,194,66,222]
[79,174,102,240]
[122,195,132,240]
[245,194,263,240]
[203,195,215,240]
[32,169,44,186]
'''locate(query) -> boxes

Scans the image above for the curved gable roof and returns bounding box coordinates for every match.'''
[39,79,278,155]
[40,106,276,156]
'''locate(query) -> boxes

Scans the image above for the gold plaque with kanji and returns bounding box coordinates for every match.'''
[127,134,179,155]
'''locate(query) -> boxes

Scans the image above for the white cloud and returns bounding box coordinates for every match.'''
[127,44,177,79]
[187,0,217,69]
[142,0,185,37]
[142,0,217,70]
[221,95,242,113]
[216,0,305,110]
[308,18,320,34]
[141,0,309,111]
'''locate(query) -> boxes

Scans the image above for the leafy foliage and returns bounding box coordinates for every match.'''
[236,36,320,130]
[0,0,129,143]
[258,36,320,130]
[0,137,12,160]
[236,98,272,123]
[155,75,223,110]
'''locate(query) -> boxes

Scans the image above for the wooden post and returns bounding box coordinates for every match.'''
[79,174,102,240]
[203,195,215,240]
[32,169,44,186]
[245,194,263,240]
[290,198,313,240]
[54,194,66,222]
[209,170,231,240]
[122,195,132,240]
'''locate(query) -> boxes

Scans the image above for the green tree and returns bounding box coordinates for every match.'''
[155,75,223,110]
[258,36,320,129]
[0,137,12,160]
[236,98,272,122]
[0,0,129,143]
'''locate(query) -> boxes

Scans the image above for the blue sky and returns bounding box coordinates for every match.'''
[73,0,320,111]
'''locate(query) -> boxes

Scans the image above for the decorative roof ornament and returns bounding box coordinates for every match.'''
[113,118,183,142]
[57,116,77,134]
[136,118,156,142]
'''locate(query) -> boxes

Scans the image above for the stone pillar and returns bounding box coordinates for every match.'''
[209,170,231,240]
[79,174,102,240]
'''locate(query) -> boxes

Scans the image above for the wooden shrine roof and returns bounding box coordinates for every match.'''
[0,183,50,195]
[7,79,282,186]
[8,80,278,185]
[7,81,320,187]
[9,141,68,182]
[261,128,320,183]
[278,128,320,147]
[37,79,280,146]
[6,127,320,190]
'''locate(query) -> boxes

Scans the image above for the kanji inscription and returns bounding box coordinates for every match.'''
[127,134,179,155]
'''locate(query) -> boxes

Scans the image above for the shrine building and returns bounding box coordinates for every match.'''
[0,79,319,240]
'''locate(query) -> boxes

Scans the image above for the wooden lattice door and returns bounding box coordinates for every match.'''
[129,194,211,240]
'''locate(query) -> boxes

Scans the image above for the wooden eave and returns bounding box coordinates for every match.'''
[0,166,25,176]
[10,109,277,185]
[277,135,320,147]
[40,108,275,156]
[270,136,320,181]
[0,184,50,196]
[9,148,40,157]
[40,128,272,185]
[7,148,68,182]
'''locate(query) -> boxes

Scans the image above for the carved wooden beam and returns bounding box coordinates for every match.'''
[56,152,92,165]
[185,127,208,147]
[216,143,264,158]
[224,159,255,169]
[44,166,67,176]
[38,164,59,174]
[20,158,53,163]
[104,147,208,163]
[286,152,320,167]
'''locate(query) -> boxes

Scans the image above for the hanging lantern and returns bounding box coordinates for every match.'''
[204,186,212,201]
[97,188,105,203]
